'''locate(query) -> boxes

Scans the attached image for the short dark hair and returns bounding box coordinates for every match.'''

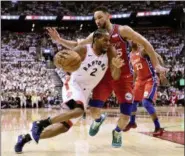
[92,29,108,44]
[132,42,138,50]
[93,6,109,13]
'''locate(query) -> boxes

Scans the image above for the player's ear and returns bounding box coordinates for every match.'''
[94,37,98,43]
[107,13,111,19]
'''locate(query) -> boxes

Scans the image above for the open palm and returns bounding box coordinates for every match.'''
[46,28,61,42]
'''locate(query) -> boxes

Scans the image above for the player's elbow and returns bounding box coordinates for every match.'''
[69,42,78,50]
[75,42,79,47]
[142,39,154,52]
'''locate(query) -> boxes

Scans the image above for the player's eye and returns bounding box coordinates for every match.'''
[98,16,102,19]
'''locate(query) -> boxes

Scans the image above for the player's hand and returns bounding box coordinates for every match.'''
[112,56,124,68]
[159,73,169,86]
[46,27,61,42]
[155,64,169,75]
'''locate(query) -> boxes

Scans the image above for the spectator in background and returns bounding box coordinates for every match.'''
[169,91,178,107]
[177,90,185,106]
[1,26,184,109]
[31,93,39,108]
[19,93,27,108]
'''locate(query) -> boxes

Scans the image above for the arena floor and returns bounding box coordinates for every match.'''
[1,106,184,156]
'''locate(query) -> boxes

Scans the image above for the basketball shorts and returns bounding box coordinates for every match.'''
[92,75,134,104]
[61,78,91,124]
[134,78,157,102]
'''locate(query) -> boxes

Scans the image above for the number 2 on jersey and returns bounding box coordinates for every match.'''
[90,68,97,76]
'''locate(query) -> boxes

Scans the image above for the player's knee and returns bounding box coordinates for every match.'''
[142,98,156,115]
[66,99,84,110]
[120,103,132,116]
[89,99,104,108]
[65,99,85,118]
[132,101,139,112]
[90,107,101,119]
[73,107,84,118]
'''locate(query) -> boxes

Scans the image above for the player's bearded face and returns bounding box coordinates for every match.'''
[97,34,110,54]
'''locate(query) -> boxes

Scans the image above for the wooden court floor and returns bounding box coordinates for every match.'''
[1,106,184,156]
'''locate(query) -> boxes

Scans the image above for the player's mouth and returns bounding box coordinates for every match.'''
[103,46,108,51]
[97,23,101,27]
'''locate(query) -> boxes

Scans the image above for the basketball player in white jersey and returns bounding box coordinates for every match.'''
[15,29,124,153]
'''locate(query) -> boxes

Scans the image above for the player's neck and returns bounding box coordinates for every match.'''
[106,22,113,33]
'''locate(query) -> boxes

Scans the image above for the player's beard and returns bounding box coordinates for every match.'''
[98,22,106,29]
[101,48,107,54]
[102,22,106,29]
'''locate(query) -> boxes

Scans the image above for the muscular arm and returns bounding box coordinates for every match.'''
[119,26,160,68]
[72,45,87,60]
[141,48,164,66]
[156,53,164,66]
[58,33,93,50]
[155,53,169,85]
[47,28,93,50]
[107,46,122,80]
[57,39,78,50]
[141,48,168,85]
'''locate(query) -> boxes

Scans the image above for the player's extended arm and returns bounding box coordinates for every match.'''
[119,26,168,74]
[47,28,93,50]
[155,53,169,85]
[141,47,164,66]
[141,48,169,85]
[72,45,87,60]
[108,46,124,80]
[156,53,164,66]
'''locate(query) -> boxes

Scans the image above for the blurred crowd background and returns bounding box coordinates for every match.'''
[1,1,185,109]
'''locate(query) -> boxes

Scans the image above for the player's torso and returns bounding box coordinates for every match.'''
[71,44,108,89]
[130,50,157,81]
[110,24,133,78]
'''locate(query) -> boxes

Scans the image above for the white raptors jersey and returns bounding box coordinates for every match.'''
[70,44,108,90]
